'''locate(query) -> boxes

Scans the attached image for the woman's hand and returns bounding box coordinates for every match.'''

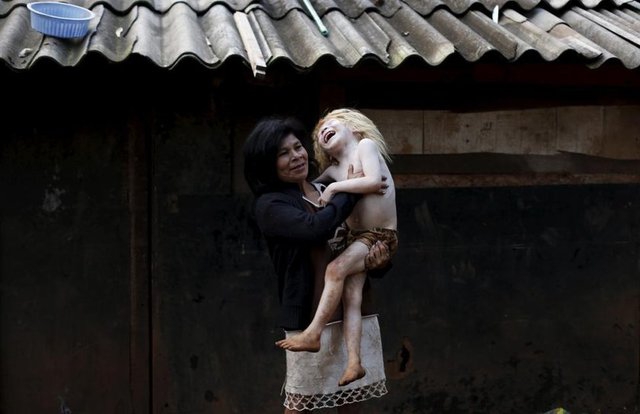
[346,164,388,195]
[346,164,361,180]
[364,240,391,270]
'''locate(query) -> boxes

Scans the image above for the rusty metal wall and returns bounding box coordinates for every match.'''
[379,185,640,413]
[0,71,140,413]
[1,62,639,414]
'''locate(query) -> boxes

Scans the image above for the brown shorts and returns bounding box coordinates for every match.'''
[346,227,398,257]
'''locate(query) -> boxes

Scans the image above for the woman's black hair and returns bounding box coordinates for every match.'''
[243,116,314,196]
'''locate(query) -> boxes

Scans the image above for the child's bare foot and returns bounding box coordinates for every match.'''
[275,332,321,352]
[338,364,366,386]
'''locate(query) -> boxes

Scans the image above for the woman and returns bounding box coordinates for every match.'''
[243,115,390,413]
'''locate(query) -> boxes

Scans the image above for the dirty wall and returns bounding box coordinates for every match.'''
[1,61,639,414]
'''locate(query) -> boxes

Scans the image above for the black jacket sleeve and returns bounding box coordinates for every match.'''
[255,191,359,243]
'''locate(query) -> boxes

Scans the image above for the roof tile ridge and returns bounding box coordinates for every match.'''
[89,0,246,17]
[406,0,543,18]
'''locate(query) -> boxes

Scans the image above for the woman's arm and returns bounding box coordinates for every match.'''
[365,240,393,278]
[255,191,359,243]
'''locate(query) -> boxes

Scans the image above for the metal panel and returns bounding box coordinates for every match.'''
[1,61,639,414]
[378,185,640,413]
[0,84,144,414]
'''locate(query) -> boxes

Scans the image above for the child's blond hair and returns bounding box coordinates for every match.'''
[313,108,392,171]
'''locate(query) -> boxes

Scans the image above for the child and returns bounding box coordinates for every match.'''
[276,108,398,387]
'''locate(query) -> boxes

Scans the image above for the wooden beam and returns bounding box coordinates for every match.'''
[233,12,267,78]
[389,153,640,174]
[395,173,640,188]
[364,106,640,160]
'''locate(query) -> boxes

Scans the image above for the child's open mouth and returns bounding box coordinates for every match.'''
[322,129,335,144]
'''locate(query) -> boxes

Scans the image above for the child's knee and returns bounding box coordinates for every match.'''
[325,261,347,282]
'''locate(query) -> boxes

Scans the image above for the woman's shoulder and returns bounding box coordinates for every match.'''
[255,188,301,210]
[254,188,308,230]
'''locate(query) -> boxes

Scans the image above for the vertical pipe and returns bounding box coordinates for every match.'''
[301,0,329,36]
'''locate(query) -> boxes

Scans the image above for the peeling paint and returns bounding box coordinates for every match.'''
[386,337,415,379]
[57,396,71,414]
[42,187,65,213]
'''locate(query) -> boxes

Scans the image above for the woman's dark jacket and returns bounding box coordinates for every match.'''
[254,184,359,330]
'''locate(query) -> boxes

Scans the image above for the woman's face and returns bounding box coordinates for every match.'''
[276,134,309,184]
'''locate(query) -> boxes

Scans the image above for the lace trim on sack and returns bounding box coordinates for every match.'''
[283,380,388,411]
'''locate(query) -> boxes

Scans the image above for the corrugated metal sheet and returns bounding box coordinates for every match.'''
[1,0,639,71]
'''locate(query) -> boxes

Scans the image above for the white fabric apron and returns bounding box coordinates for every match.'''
[283,314,388,411]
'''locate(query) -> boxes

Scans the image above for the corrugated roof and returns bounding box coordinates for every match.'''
[1,0,639,72]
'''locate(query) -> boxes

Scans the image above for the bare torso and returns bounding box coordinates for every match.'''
[325,153,397,231]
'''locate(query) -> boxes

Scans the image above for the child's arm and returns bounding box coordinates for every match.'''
[312,166,337,185]
[319,139,382,205]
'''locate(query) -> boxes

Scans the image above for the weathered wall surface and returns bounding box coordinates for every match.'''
[0,75,136,413]
[379,185,639,413]
[1,62,638,414]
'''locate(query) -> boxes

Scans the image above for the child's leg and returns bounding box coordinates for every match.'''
[275,241,369,352]
[340,270,366,386]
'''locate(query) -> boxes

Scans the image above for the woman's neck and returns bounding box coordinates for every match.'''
[299,180,317,197]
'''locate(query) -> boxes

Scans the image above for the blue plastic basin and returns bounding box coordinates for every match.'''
[27,2,95,38]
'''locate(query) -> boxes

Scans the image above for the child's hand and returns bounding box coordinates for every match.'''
[319,184,336,206]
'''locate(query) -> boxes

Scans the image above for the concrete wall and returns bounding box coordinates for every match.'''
[1,60,639,413]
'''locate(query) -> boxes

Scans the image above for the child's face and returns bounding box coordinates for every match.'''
[315,118,354,153]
